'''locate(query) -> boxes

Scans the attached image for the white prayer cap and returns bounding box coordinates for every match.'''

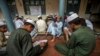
[67,13,78,23]
[26,19,34,25]
[49,13,53,15]
[46,15,48,16]
[0,21,6,26]
[69,11,74,15]
[37,15,42,18]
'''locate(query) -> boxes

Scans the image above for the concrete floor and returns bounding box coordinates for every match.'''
[93,22,100,33]
[0,34,100,56]
[33,34,100,56]
[33,35,65,56]
[91,37,100,56]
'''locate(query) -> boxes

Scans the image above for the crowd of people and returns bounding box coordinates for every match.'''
[0,11,96,56]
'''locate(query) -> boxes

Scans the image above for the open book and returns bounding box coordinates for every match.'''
[33,40,48,47]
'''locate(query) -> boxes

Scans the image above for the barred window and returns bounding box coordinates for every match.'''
[66,0,81,15]
[23,0,46,15]
[7,0,18,18]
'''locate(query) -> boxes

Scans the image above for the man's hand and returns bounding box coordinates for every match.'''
[39,42,46,49]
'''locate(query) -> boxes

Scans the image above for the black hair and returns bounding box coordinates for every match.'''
[38,17,42,20]
[68,17,83,25]
[24,22,34,28]
[80,18,87,26]
[16,16,19,18]
[17,17,23,20]
[0,25,7,29]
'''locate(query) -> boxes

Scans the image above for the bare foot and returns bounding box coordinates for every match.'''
[51,39,55,42]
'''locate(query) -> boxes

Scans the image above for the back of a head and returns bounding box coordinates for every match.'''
[15,15,19,18]
[16,17,23,20]
[38,15,42,20]
[38,17,42,20]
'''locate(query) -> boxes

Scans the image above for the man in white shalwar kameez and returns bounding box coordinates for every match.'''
[46,16,63,42]
[36,15,47,33]
[15,18,24,29]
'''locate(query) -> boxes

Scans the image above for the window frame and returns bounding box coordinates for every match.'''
[23,0,46,15]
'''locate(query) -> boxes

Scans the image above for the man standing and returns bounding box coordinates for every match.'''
[7,20,46,56]
[55,13,96,56]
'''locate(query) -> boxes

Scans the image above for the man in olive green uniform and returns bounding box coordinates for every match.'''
[55,13,96,56]
[0,21,7,56]
[7,19,46,56]
[0,21,7,48]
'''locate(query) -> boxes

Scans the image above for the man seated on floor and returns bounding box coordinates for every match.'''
[46,16,63,42]
[7,19,47,56]
[55,13,96,56]
[36,15,47,33]
[0,21,7,56]
[0,21,7,48]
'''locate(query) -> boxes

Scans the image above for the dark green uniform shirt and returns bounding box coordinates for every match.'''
[7,28,41,56]
[55,26,96,56]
